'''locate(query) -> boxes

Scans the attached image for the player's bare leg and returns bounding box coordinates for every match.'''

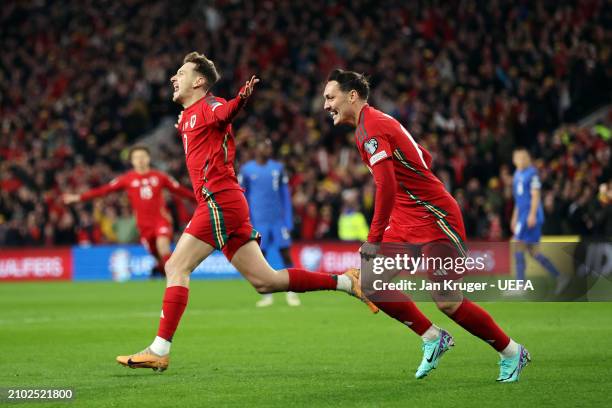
[255,249,275,308]
[116,233,214,371]
[230,241,378,312]
[280,247,301,306]
[254,247,301,307]
[163,233,215,287]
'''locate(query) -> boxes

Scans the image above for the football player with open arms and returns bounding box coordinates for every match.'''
[63,146,195,277]
[323,69,530,382]
[116,53,378,372]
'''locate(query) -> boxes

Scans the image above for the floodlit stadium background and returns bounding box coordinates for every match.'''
[1,0,610,252]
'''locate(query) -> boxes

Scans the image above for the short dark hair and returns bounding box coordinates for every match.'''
[128,145,150,160]
[513,146,530,155]
[327,69,370,100]
[183,51,220,87]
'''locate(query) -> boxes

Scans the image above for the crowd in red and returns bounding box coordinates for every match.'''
[1,0,610,246]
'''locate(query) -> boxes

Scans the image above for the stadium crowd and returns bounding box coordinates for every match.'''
[1,0,611,246]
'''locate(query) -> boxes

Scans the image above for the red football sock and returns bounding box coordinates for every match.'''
[156,286,189,341]
[450,298,510,351]
[287,268,337,292]
[372,291,432,335]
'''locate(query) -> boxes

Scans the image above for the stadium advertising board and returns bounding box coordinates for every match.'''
[0,248,72,281]
[72,245,239,281]
[0,241,525,282]
[290,241,511,275]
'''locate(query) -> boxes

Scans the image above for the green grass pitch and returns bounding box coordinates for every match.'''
[1,280,611,407]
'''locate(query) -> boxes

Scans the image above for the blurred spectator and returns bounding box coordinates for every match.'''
[595,181,612,237]
[75,210,102,246]
[541,191,565,235]
[338,190,369,241]
[315,204,335,240]
[115,207,138,244]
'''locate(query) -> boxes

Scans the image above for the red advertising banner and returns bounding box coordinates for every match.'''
[291,242,362,274]
[291,241,510,275]
[0,248,73,281]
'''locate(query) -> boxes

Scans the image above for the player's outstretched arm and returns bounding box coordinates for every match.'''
[161,173,196,202]
[74,177,126,202]
[211,75,260,124]
[361,160,396,259]
[367,159,397,242]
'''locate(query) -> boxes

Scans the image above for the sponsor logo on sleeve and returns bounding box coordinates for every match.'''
[369,150,388,166]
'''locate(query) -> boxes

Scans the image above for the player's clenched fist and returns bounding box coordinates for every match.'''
[239,75,260,99]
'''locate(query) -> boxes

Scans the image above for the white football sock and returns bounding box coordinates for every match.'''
[499,339,519,358]
[421,324,441,342]
[336,274,352,292]
[150,336,171,356]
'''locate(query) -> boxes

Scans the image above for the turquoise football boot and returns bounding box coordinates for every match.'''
[415,329,454,379]
[497,344,531,383]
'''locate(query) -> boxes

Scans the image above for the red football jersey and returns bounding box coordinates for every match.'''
[80,169,194,231]
[355,104,464,239]
[178,93,245,201]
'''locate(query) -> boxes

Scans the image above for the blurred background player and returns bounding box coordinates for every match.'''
[239,138,300,307]
[324,69,529,383]
[63,146,195,277]
[511,148,568,294]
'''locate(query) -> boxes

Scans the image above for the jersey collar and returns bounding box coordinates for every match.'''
[183,93,210,112]
[358,103,369,126]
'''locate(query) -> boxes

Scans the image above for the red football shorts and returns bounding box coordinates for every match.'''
[139,220,173,257]
[185,189,260,261]
[382,215,467,282]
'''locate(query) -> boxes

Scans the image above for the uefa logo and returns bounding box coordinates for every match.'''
[299,246,323,271]
[109,249,131,282]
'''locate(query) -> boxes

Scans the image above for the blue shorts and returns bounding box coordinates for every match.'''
[253,221,292,251]
[514,221,542,244]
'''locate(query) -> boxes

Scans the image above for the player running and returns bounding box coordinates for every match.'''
[511,147,567,294]
[323,69,530,382]
[116,52,378,372]
[63,146,195,277]
[239,139,300,307]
